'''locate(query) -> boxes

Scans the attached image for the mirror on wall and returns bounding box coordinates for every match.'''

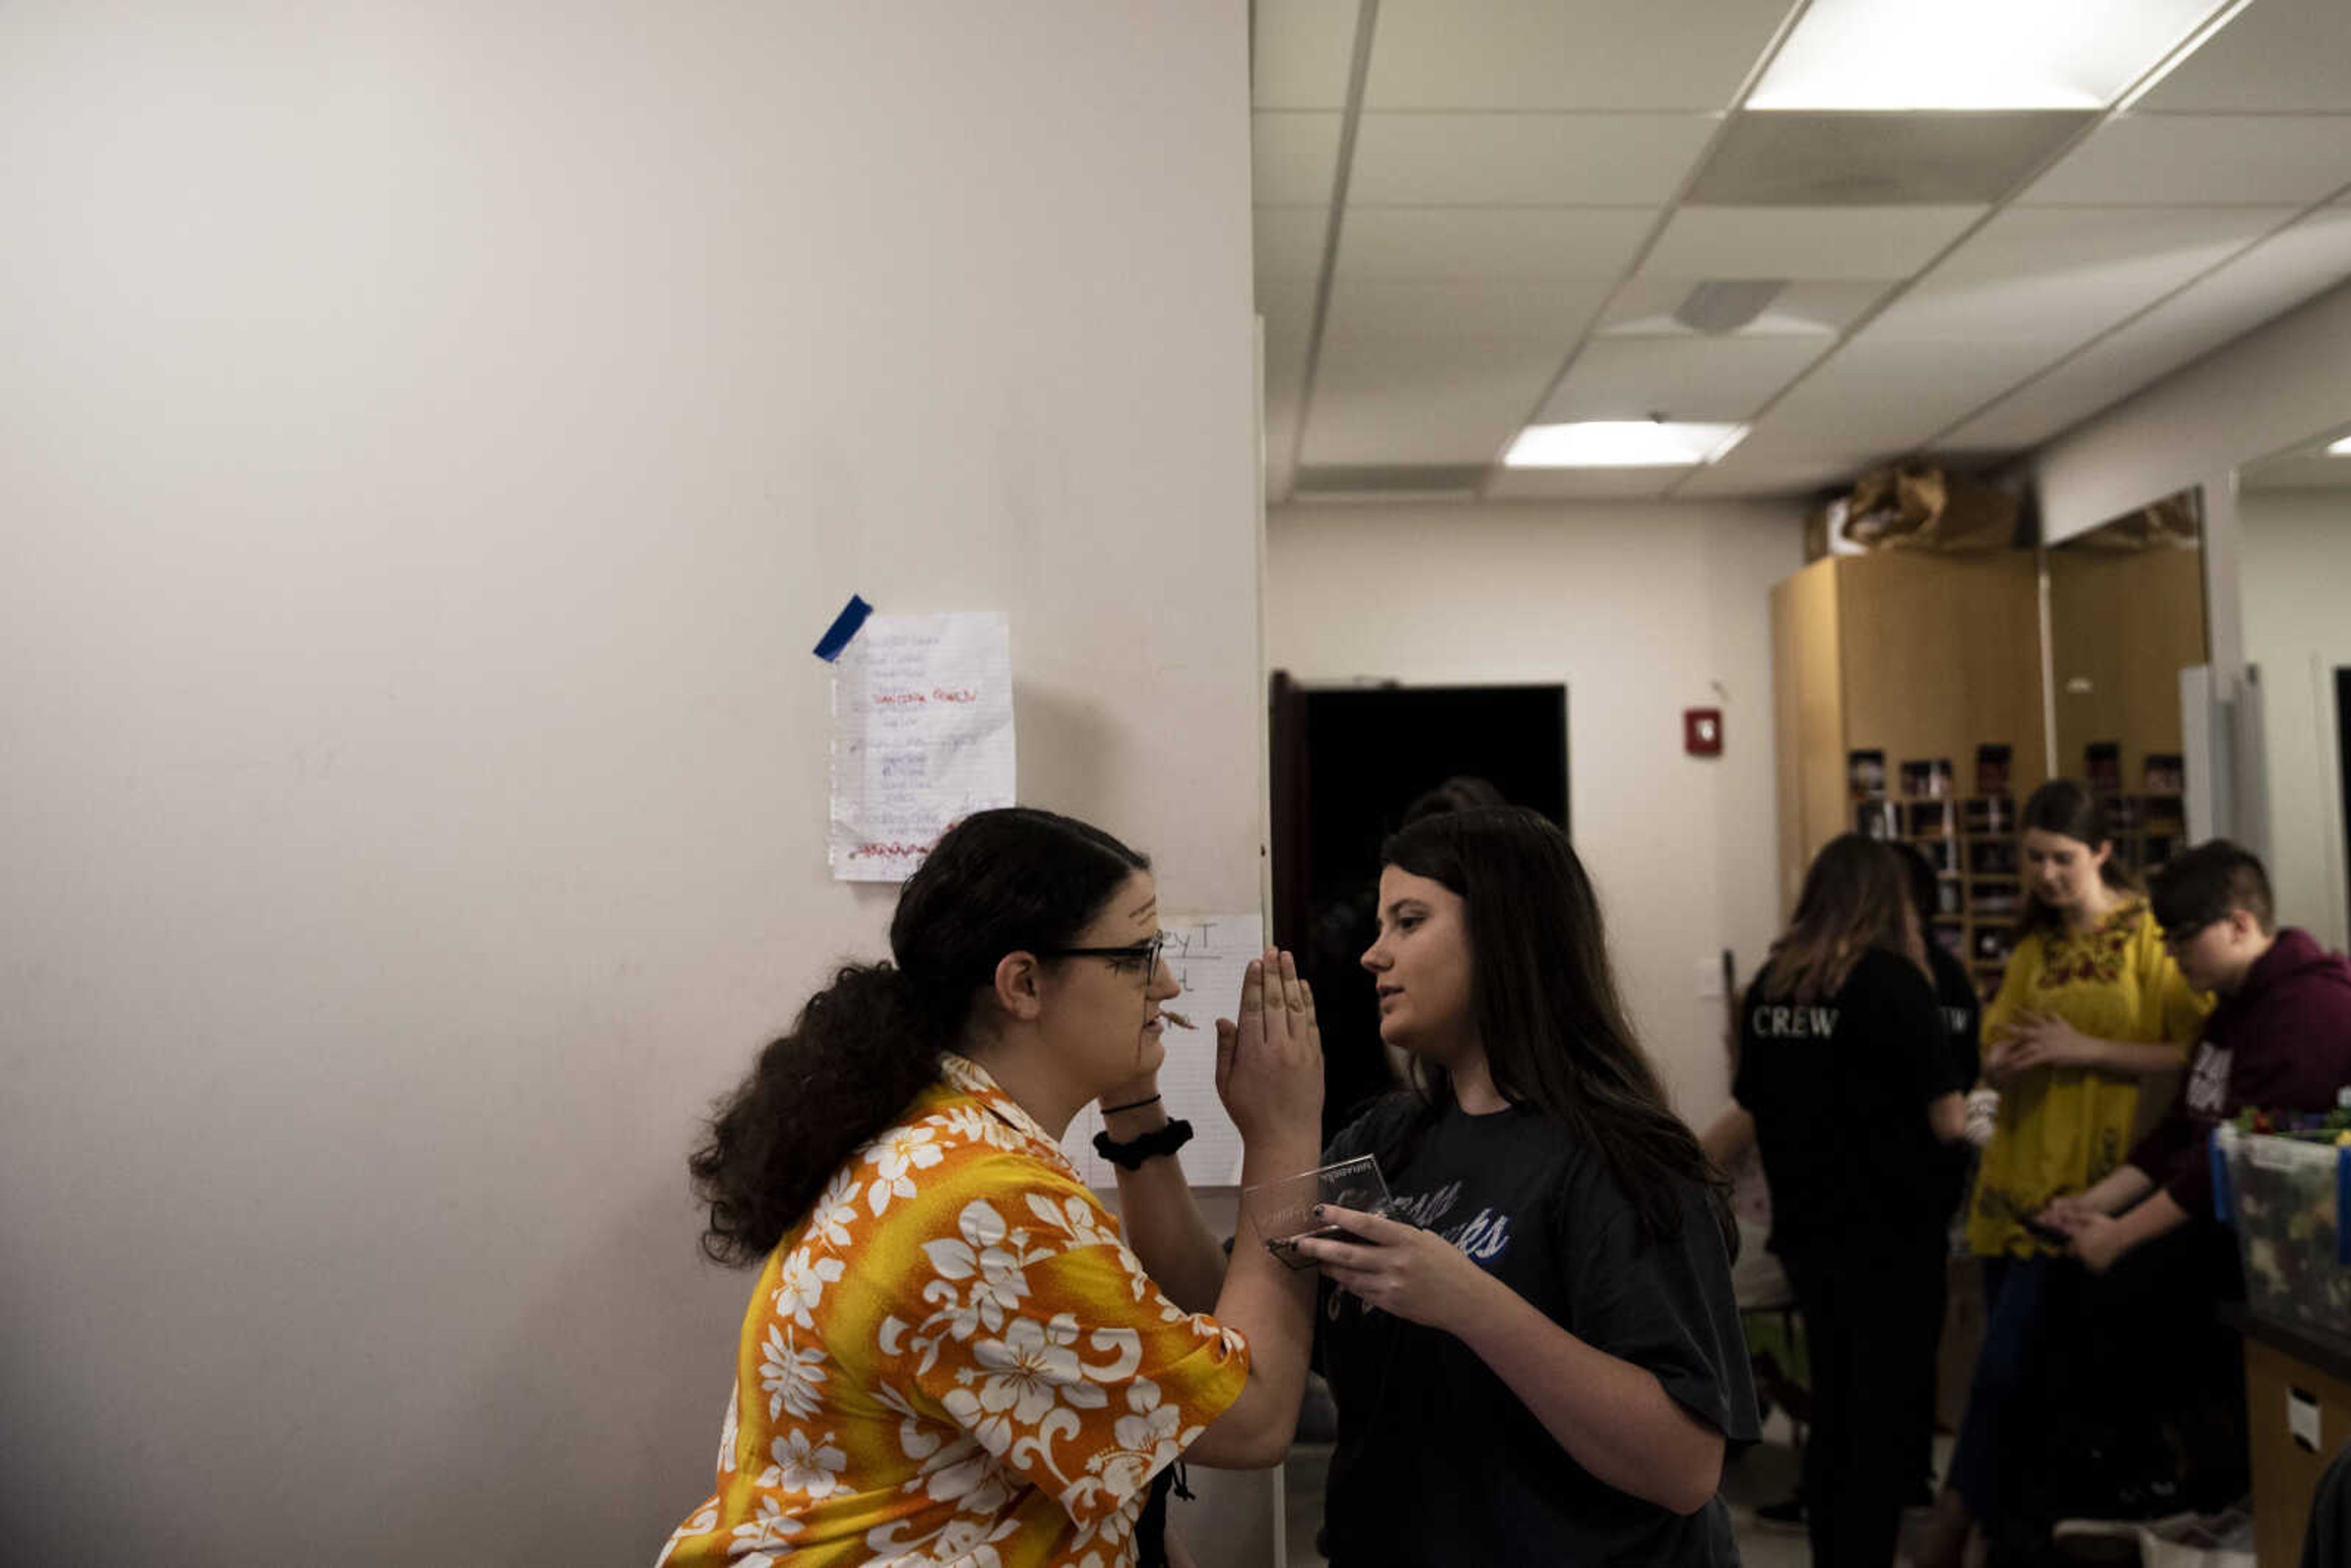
[2042,487,2208,877]
[2234,429,2351,951]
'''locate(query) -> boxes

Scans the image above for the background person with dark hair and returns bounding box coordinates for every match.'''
[1736,835,1968,1568]
[1894,841,1984,1507]
[2035,841,2351,1513]
[2045,839,2351,1270]
[1921,780,2211,1568]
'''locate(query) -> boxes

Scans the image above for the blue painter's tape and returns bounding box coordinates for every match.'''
[813,595,874,662]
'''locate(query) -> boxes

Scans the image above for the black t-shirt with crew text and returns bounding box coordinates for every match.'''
[1733,946,1964,1256]
[1314,1095,1760,1567]
[1924,942,1982,1221]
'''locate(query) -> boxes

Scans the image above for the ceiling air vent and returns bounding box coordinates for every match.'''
[1673,280,1787,336]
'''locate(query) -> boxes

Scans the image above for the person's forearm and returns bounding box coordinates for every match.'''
[2086,1040,2186,1076]
[1450,1275,1723,1515]
[2082,1165,2156,1215]
[1188,1127,1323,1467]
[2114,1188,2191,1250]
[1102,1102,1228,1311]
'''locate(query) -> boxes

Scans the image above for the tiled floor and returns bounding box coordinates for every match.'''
[1281,1413,1941,1567]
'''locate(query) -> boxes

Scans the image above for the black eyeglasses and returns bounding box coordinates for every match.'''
[1037,931,1167,977]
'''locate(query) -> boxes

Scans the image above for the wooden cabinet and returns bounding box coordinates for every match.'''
[1769,552,2050,989]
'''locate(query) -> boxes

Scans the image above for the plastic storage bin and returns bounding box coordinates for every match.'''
[2211,1124,2351,1338]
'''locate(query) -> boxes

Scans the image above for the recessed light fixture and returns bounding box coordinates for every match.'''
[1504,422,1748,470]
[1747,0,2241,112]
[2326,435,2351,457]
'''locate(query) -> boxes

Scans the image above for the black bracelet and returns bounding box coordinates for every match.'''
[1093,1119,1194,1171]
[1102,1093,1163,1116]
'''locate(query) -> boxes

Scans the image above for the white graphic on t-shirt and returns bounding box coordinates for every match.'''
[2184,1043,2232,1116]
[1752,1004,1837,1038]
[1944,1007,1973,1038]
[1446,1207,1512,1262]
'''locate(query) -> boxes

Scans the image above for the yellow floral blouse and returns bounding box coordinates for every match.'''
[656,1054,1250,1568]
[1965,899,2212,1258]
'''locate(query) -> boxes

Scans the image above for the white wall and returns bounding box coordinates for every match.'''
[2241,490,2351,951]
[1264,500,1806,1122]
[0,4,1272,1563]
[2032,277,2351,549]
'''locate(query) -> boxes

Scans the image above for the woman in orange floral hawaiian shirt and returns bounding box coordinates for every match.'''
[656,808,1324,1568]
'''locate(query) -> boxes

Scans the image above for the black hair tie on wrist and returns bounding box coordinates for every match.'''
[1093,1119,1194,1171]
[1101,1093,1162,1116]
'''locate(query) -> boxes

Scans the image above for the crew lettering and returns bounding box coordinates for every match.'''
[1751,1004,1837,1038]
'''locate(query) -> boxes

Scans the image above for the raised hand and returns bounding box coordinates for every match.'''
[1214,948,1323,1146]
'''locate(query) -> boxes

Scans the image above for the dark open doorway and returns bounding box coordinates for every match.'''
[1269,675,1570,1138]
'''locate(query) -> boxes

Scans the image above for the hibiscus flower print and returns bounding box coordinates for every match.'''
[920,1199,1043,1337]
[759,1324,830,1422]
[970,1315,1108,1426]
[806,1167,861,1252]
[729,1494,803,1556]
[1111,1377,1182,1458]
[863,1125,945,1215]
[773,1247,844,1330]
[760,1427,849,1500]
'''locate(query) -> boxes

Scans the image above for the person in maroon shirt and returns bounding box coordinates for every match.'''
[2042,840,2351,1267]
[2036,839,2351,1516]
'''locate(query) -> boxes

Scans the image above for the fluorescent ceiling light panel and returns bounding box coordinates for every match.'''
[1505,422,1747,469]
[2327,435,2351,457]
[1749,0,2238,112]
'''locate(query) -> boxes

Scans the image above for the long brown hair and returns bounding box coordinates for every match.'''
[1760,834,1927,1004]
[2014,779,2142,942]
[1375,807,1734,1253]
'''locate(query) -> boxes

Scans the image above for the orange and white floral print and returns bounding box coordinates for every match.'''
[656,1055,1248,1568]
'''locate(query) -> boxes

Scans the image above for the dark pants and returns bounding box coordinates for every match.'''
[1951,1226,2247,1558]
[1948,1255,2053,1526]
[1785,1236,1948,1568]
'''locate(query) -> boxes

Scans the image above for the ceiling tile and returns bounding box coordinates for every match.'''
[1758,337,2061,450]
[1362,0,1797,111]
[2135,0,2351,114]
[1941,208,2351,448]
[2022,114,2351,206]
[1674,445,1869,499]
[1485,467,1684,500]
[1688,112,2094,206]
[1300,334,1565,465]
[1598,277,1896,336]
[1322,274,1618,343]
[1333,206,1655,282]
[1870,205,2293,343]
[1536,336,1827,423]
[1253,0,1363,110]
[1348,113,1718,206]
[1252,113,1345,206]
[1641,206,1987,282]
[1254,206,1330,282]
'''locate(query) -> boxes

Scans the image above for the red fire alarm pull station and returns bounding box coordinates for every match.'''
[1684,708,1723,756]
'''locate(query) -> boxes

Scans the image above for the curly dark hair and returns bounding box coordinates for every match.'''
[688,807,1148,1266]
[1373,806,1735,1254]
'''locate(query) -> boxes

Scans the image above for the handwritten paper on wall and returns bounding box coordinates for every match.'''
[1063,913,1262,1190]
[830,612,1016,882]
